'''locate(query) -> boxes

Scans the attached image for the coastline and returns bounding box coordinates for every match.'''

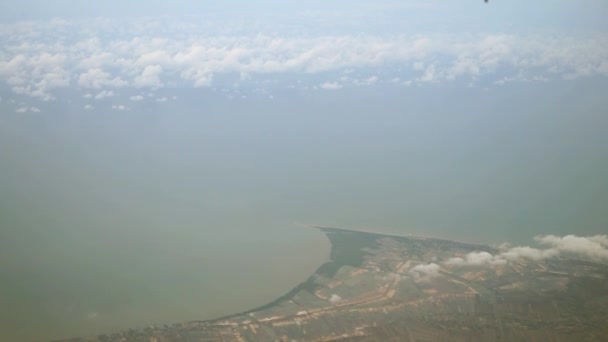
[56,225,486,341]
[53,225,608,341]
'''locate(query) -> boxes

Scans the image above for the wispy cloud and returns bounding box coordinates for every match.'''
[15,106,41,113]
[319,82,342,90]
[111,104,128,111]
[94,90,114,100]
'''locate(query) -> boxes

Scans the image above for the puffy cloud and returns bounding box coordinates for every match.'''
[134,65,163,88]
[77,51,116,70]
[78,68,127,88]
[444,234,608,268]
[535,235,608,261]
[1,18,608,99]
[129,95,144,101]
[589,235,608,247]
[0,52,70,101]
[410,263,441,281]
[446,251,507,267]
[83,104,94,110]
[180,68,213,88]
[499,246,559,261]
[136,50,172,67]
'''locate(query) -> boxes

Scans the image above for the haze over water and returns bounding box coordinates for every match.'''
[1,1,608,341]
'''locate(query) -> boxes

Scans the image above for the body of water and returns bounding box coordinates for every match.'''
[1,82,607,341]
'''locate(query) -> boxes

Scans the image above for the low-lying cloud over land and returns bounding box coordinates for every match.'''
[410,263,441,281]
[411,234,608,281]
[451,234,608,267]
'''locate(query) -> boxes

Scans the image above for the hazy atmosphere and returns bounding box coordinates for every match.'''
[1,1,607,341]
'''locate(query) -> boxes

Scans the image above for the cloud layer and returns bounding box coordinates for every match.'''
[447,234,608,268]
[1,18,608,102]
[408,234,608,284]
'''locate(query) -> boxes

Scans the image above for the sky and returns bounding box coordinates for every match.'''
[0,0,607,29]
[1,1,608,341]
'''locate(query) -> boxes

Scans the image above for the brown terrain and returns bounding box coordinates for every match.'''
[57,227,608,342]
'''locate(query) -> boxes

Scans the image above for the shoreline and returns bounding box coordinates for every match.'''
[307,224,490,249]
[52,225,608,341]
[54,225,488,342]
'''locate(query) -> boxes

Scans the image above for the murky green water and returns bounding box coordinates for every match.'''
[1,82,607,341]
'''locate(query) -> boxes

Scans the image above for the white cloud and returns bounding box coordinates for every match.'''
[445,251,507,267]
[155,97,167,102]
[77,51,115,70]
[134,65,163,88]
[11,85,55,101]
[130,95,144,101]
[320,82,342,90]
[444,234,608,268]
[353,76,378,86]
[0,51,70,101]
[329,294,341,304]
[15,106,40,113]
[535,235,608,261]
[111,104,128,111]
[78,68,127,89]
[1,18,608,99]
[410,263,441,282]
[136,50,172,67]
[83,104,94,110]
[499,246,558,261]
[589,235,608,247]
[94,90,114,100]
[418,64,437,82]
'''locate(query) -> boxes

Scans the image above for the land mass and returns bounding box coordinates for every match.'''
[57,226,608,341]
